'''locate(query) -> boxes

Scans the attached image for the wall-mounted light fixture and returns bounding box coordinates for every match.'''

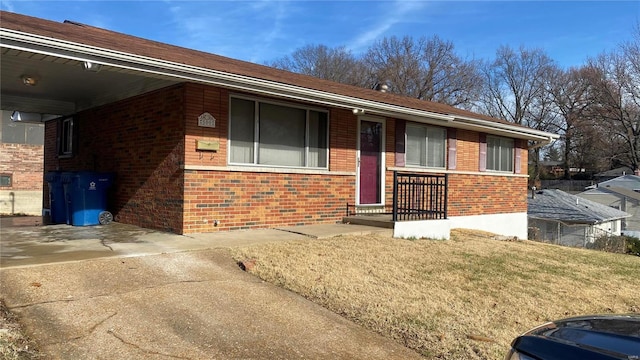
[83,61,102,72]
[10,111,48,123]
[21,75,37,86]
[10,111,22,122]
[352,108,365,115]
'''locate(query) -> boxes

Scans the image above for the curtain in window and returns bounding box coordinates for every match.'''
[230,98,255,163]
[426,127,446,167]
[308,111,328,168]
[258,103,305,166]
[406,125,445,167]
[406,125,427,166]
[487,136,513,172]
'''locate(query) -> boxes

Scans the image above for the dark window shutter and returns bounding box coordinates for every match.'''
[447,128,457,170]
[395,119,406,167]
[514,139,522,174]
[479,133,487,172]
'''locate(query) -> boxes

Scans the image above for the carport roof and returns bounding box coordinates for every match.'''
[0,10,558,143]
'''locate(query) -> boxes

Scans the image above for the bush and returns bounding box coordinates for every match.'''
[625,236,640,256]
[589,235,627,253]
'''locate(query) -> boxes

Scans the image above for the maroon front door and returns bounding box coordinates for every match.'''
[359,120,382,204]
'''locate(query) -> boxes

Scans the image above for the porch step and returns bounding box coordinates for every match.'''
[342,214,394,229]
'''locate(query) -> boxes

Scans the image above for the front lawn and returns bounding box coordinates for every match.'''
[230,229,640,359]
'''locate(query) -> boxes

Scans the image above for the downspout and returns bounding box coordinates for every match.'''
[528,136,556,150]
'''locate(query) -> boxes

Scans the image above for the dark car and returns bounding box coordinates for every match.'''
[506,314,640,360]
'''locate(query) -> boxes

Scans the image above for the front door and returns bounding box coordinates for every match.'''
[358,120,383,204]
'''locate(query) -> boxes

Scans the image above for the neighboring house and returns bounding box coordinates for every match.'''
[528,189,630,247]
[538,160,565,178]
[0,11,559,238]
[0,110,45,215]
[579,175,640,237]
[594,167,637,182]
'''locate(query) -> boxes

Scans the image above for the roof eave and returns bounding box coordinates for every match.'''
[1,27,559,141]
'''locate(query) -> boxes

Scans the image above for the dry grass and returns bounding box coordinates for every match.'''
[231,229,640,359]
[0,299,40,360]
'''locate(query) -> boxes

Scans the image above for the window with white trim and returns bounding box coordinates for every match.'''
[487,135,514,172]
[229,97,328,168]
[58,116,74,157]
[406,124,446,168]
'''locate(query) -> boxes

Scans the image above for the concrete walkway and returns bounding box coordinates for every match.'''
[1,218,415,359]
[1,217,391,268]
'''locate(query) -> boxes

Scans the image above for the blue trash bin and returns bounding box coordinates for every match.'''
[45,171,66,224]
[63,171,114,226]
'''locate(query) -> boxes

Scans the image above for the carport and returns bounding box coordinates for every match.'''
[1,15,183,222]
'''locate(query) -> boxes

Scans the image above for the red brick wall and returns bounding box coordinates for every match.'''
[183,171,354,233]
[181,84,358,233]
[0,143,43,190]
[44,85,186,233]
[43,80,529,234]
[382,122,528,217]
[448,174,528,216]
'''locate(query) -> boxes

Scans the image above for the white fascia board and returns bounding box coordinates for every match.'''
[1,28,557,141]
[453,115,560,141]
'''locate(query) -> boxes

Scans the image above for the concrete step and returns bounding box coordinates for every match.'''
[342,215,394,229]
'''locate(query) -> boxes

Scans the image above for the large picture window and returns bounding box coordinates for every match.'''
[487,135,514,172]
[229,97,328,168]
[406,124,446,168]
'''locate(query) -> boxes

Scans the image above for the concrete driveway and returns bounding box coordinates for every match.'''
[1,218,417,359]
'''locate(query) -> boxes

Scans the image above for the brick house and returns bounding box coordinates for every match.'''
[0,110,45,215]
[0,11,558,238]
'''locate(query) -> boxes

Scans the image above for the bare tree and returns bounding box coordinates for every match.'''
[479,46,556,127]
[478,45,558,182]
[267,44,371,87]
[547,66,598,178]
[585,27,640,173]
[363,35,482,108]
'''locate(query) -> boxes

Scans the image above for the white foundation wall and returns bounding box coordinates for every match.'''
[393,212,528,240]
[448,212,528,239]
[393,219,451,240]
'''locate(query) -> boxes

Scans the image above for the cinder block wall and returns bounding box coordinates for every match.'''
[44,84,186,233]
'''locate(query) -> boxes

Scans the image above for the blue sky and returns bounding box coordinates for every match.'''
[1,1,638,69]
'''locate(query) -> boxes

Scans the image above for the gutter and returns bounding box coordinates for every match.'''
[1,27,558,141]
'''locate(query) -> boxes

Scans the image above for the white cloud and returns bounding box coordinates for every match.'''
[1,0,15,12]
[348,0,429,52]
[161,0,297,63]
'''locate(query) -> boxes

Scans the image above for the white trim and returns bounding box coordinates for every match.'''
[1,28,559,142]
[386,166,529,178]
[227,94,330,169]
[356,116,386,206]
[182,164,354,176]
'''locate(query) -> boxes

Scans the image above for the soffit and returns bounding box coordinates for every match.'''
[0,47,179,116]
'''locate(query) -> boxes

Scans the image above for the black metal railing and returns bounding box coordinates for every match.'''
[392,172,447,221]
